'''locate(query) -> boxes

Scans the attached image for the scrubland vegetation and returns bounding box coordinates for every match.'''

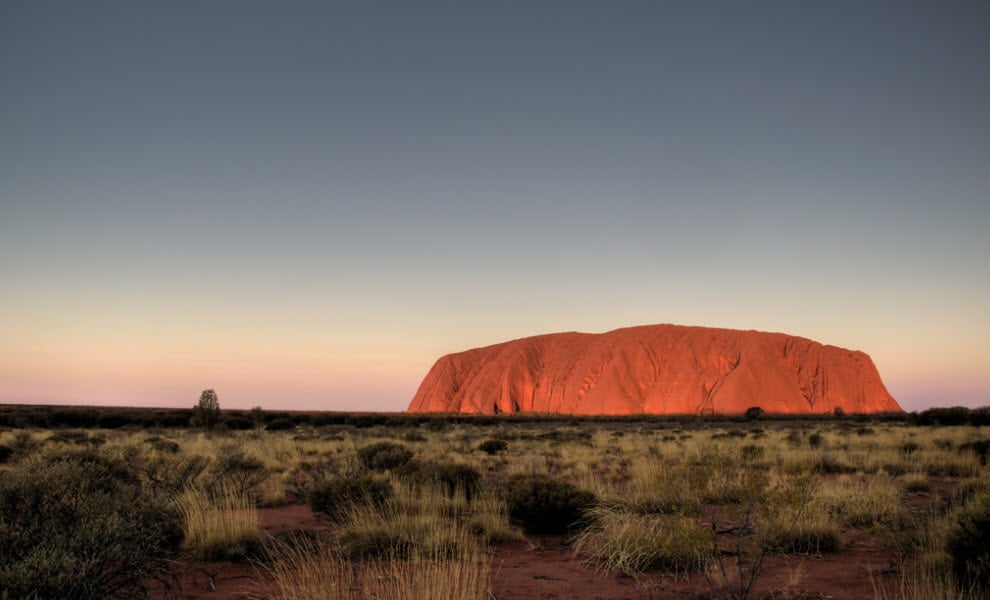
[0,406,988,599]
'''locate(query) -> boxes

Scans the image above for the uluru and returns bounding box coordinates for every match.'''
[407,324,902,415]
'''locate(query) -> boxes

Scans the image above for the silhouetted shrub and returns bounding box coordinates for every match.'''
[505,475,597,534]
[357,441,414,471]
[221,416,254,430]
[0,453,181,599]
[0,444,11,464]
[478,439,508,455]
[51,408,99,428]
[308,476,392,522]
[744,406,765,421]
[808,432,824,449]
[946,493,990,593]
[265,417,295,431]
[97,411,130,429]
[970,406,990,427]
[160,413,191,428]
[917,406,970,426]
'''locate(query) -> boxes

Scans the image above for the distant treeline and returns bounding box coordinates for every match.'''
[0,403,987,430]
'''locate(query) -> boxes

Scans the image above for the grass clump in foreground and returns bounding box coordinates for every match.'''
[759,505,843,554]
[263,534,492,600]
[574,508,712,576]
[307,475,393,522]
[177,481,260,561]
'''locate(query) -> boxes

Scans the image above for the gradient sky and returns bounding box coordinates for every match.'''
[2,2,988,413]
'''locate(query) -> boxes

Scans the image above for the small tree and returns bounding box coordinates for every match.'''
[744,406,765,421]
[194,389,221,430]
[250,406,265,429]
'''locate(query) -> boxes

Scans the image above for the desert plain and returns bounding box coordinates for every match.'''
[1,406,988,600]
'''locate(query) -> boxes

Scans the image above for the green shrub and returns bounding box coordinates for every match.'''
[207,445,267,495]
[398,461,483,502]
[505,475,597,535]
[0,453,181,599]
[478,439,508,455]
[945,493,990,593]
[308,476,393,522]
[357,441,414,471]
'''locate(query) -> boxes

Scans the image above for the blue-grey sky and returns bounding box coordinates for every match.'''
[2,1,988,412]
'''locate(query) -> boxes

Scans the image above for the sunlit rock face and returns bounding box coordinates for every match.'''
[407,324,902,415]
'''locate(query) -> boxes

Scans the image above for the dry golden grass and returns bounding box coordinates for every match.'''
[574,507,712,575]
[263,533,492,600]
[7,417,986,596]
[177,481,259,559]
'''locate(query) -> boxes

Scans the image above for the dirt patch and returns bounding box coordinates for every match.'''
[150,503,921,600]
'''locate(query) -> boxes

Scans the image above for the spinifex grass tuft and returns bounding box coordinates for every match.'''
[178,481,259,560]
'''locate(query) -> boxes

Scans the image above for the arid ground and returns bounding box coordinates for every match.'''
[1,408,987,599]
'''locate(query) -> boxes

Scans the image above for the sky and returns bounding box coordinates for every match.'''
[1,1,988,413]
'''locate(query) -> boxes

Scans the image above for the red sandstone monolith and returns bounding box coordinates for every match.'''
[407,324,902,415]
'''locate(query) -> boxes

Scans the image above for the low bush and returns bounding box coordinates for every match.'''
[744,407,765,421]
[945,493,990,593]
[478,439,508,455]
[265,417,295,431]
[0,453,181,599]
[308,475,393,522]
[505,474,597,534]
[221,416,254,431]
[357,441,414,471]
[207,445,267,495]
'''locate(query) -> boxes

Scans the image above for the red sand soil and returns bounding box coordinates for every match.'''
[151,501,924,600]
[407,324,902,416]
